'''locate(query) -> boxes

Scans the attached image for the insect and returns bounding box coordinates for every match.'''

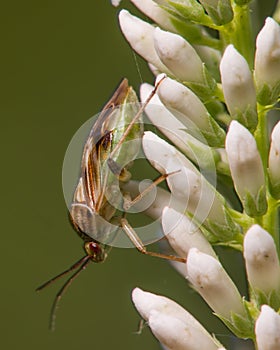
[36,77,185,330]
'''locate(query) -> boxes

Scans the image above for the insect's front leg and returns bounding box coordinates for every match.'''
[122,171,180,211]
[120,217,186,263]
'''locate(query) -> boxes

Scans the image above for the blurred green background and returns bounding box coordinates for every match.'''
[2,1,274,349]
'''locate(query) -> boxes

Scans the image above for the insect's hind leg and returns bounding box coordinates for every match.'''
[120,218,186,263]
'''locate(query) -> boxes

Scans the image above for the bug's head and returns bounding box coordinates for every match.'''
[84,241,107,263]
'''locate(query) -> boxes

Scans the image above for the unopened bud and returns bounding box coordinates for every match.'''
[254,17,280,105]
[220,45,257,131]
[225,121,267,216]
[268,121,280,198]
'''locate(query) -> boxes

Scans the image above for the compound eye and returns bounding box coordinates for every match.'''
[84,241,107,263]
[87,242,100,256]
[84,242,105,262]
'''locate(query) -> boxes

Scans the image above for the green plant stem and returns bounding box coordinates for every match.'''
[255,104,269,169]
[254,104,279,252]
[220,3,254,67]
[262,195,280,253]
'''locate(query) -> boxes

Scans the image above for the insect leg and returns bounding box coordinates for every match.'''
[120,218,186,263]
[107,75,166,172]
[134,318,146,335]
[123,170,180,211]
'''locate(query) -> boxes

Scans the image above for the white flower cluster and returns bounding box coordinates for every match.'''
[132,287,280,350]
[112,0,280,349]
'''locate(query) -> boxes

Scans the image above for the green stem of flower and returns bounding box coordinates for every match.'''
[261,195,280,253]
[198,36,221,50]
[229,208,254,231]
[220,4,254,67]
[215,83,225,102]
[255,104,269,169]
[254,104,279,252]
[273,0,280,23]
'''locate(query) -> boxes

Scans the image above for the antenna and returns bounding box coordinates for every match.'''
[36,255,91,330]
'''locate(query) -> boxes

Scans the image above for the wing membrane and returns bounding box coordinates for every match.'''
[75,79,130,212]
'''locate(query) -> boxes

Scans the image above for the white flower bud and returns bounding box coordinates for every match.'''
[170,167,211,215]
[225,121,267,216]
[153,76,223,148]
[153,27,204,83]
[268,121,280,197]
[140,83,216,169]
[243,224,280,294]
[142,131,216,224]
[132,288,222,350]
[111,0,121,6]
[142,131,199,177]
[255,17,280,87]
[148,62,161,76]
[142,131,239,240]
[220,45,257,130]
[132,287,201,324]
[156,77,212,131]
[118,10,170,73]
[255,17,280,104]
[130,0,176,31]
[162,207,216,259]
[186,248,245,319]
[169,260,188,277]
[255,305,280,350]
[149,311,220,350]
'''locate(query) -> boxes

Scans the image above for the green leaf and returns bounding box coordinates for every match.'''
[171,15,221,48]
[201,0,234,25]
[204,206,242,242]
[201,115,226,147]
[169,17,206,44]
[231,106,258,132]
[243,185,268,217]
[168,0,212,25]
[215,309,254,339]
[183,64,217,100]
[268,169,280,199]
[234,0,253,5]
[257,81,280,106]
[268,289,280,310]
[251,287,280,310]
